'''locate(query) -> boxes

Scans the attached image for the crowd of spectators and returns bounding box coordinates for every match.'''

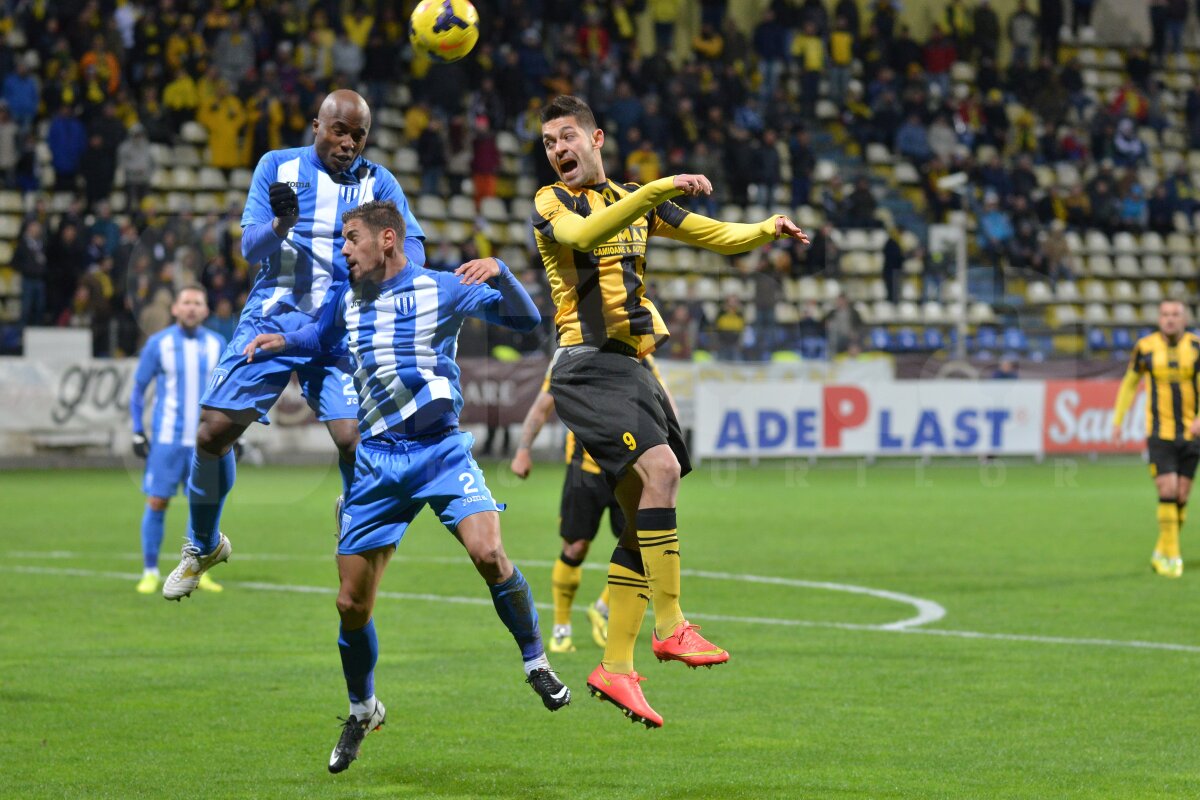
[0,0,1196,360]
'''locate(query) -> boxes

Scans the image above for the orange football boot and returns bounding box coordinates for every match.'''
[586,664,663,728]
[651,621,729,668]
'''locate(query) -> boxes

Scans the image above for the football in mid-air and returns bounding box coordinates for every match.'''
[409,0,480,64]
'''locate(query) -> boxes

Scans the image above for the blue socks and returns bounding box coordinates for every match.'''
[140,506,166,570]
[338,619,378,704]
[186,448,236,553]
[489,566,544,662]
[338,458,354,498]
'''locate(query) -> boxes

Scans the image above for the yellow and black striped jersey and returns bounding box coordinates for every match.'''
[1115,331,1200,441]
[532,179,684,356]
[531,176,783,357]
[540,351,667,474]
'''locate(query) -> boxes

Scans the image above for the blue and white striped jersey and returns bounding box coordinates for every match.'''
[240,146,426,326]
[131,324,226,446]
[285,263,539,438]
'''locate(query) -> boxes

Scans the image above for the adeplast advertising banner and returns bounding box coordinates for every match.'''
[1042,380,1146,454]
[695,381,1046,457]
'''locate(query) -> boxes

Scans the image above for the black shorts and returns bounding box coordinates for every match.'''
[1147,436,1200,479]
[549,347,691,484]
[559,463,624,542]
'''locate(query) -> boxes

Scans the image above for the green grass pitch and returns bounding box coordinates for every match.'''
[1,458,1198,799]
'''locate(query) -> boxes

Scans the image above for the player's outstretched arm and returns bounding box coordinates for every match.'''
[655,210,810,255]
[456,257,541,332]
[537,175,710,252]
[511,391,556,478]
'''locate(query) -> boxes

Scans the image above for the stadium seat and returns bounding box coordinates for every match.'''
[1114,255,1141,278]
[394,148,419,173]
[1141,232,1165,255]
[895,327,919,351]
[229,169,253,191]
[1083,303,1110,323]
[719,204,744,223]
[922,300,945,324]
[1085,230,1111,254]
[448,195,475,221]
[1082,281,1108,302]
[1169,279,1188,299]
[720,276,751,300]
[197,167,227,190]
[975,326,999,350]
[1167,232,1191,253]
[417,195,447,221]
[179,121,208,144]
[969,302,996,324]
[871,300,896,323]
[1027,282,1053,303]
[1112,232,1138,254]
[1055,281,1080,302]
[896,301,920,321]
[1113,328,1135,349]
[1142,255,1169,278]
[796,277,820,301]
[480,197,507,223]
[1141,304,1161,322]
[1086,254,1114,277]
[1003,327,1029,352]
[1112,303,1138,324]
[695,277,719,300]
[822,279,842,301]
[0,215,19,239]
[1139,280,1163,302]
[1111,280,1136,301]
[1087,327,1109,350]
[868,327,891,351]
[775,302,800,324]
[1049,305,1080,326]
[922,328,945,350]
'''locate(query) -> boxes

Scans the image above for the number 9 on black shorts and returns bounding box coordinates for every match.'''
[549,348,691,484]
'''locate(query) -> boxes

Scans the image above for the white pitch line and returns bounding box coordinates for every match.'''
[3,563,1199,654]
[4,550,944,629]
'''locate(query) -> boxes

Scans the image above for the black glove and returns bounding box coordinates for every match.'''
[132,432,150,459]
[269,181,299,218]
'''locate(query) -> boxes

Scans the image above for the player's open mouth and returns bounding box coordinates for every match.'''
[558,157,578,177]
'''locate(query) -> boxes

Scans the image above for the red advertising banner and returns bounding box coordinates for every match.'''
[1042,380,1145,454]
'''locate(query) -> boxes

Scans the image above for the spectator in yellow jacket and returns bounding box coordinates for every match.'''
[198,81,246,170]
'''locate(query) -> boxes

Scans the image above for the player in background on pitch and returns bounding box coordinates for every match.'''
[510,351,676,654]
[244,200,569,774]
[532,94,808,727]
[1112,299,1200,578]
[130,285,226,594]
[163,90,426,601]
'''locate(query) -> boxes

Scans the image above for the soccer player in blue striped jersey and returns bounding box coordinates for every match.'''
[129,286,226,594]
[165,90,426,601]
[243,200,569,774]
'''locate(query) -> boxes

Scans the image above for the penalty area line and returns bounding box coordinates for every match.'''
[3,564,1199,654]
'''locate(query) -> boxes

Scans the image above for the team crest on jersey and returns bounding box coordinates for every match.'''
[340,185,359,204]
[396,292,415,315]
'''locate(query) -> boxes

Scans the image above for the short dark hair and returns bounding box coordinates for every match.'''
[176,283,207,300]
[342,200,406,240]
[540,95,597,130]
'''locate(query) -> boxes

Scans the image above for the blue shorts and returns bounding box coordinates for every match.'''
[143,443,192,498]
[201,314,359,423]
[338,430,503,555]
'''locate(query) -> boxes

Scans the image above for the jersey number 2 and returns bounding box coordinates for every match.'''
[458,472,479,494]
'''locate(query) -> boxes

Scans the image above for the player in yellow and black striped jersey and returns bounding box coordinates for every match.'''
[533,94,810,727]
[1113,300,1200,578]
[510,352,673,655]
